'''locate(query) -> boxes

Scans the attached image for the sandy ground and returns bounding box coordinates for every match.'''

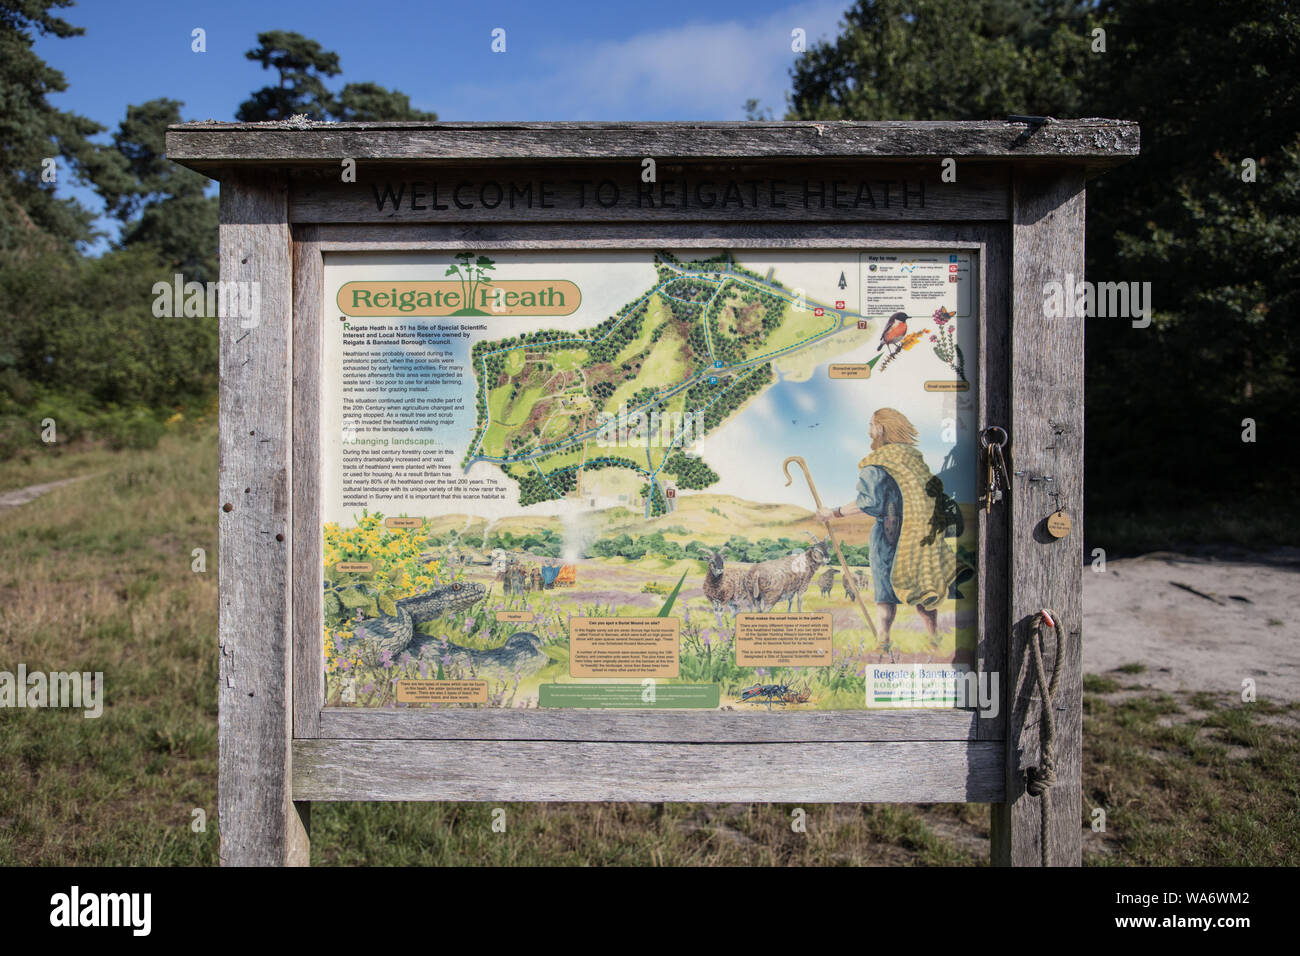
[1085,549,1300,703]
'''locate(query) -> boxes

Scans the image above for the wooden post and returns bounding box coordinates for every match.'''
[991,167,1086,866]
[217,171,310,865]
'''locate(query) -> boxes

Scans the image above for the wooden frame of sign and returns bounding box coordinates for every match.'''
[166,119,1138,866]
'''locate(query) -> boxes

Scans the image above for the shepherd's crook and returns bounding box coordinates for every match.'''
[782,456,877,637]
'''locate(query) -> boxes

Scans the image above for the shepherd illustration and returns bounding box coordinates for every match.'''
[815,407,958,653]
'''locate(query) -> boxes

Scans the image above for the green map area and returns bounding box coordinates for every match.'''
[464,251,864,515]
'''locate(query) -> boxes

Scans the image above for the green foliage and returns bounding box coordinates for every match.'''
[591,532,645,560]
[0,25,438,457]
[1082,0,1300,519]
[0,0,113,252]
[639,481,668,517]
[236,30,341,121]
[516,466,576,506]
[787,0,1094,122]
[94,98,218,281]
[1,244,217,405]
[236,30,436,123]
[0,385,176,458]
[472,527,563,557]
[0,242,217,456]
[662,453,719,489]
[333,81,438,122]
[783,0,1300,544]
[683,363,772,433]
[588,531,870,566]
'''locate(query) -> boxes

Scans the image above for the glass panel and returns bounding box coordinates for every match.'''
[320,248,980,711]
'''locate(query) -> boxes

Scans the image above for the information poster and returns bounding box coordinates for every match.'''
[321,249,979,710]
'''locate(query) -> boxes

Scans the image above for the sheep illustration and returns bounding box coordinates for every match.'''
[818,567,839,598]
[745,534,832,613]
[701,548,752,627]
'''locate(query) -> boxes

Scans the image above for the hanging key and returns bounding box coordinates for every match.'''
[980,426,1010,513]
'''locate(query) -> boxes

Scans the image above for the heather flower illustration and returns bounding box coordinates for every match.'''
[930,307,966,381]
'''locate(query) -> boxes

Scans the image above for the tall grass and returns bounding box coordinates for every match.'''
[0,422,219,864]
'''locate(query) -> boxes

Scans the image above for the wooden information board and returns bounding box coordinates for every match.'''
[165,119,1139,866]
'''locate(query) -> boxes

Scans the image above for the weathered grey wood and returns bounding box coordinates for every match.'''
[166,119,1139,174]
[193,122,1132,867]
[318,708,983,742]
[218,171,310,866]
[289,163,1008,223]
[292,225,324,738]
[313,221,996,251]
[977,226,1012,744]
[293,739,1004,802]
[990,168,1086,866]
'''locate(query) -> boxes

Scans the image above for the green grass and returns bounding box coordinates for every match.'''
[604,323,687,414]
[611,298,663,366]
[3,427,1297,865]
[0,423,219,865]
[550,347,590,371]
[531,445,585,472]
[309,801,985,866]
[1084,674,1122,693]
[501,382,547,427]
[740,299,828,361]
[483,380,551,458]
[1083,688,1300,865]
[0,435,141,494]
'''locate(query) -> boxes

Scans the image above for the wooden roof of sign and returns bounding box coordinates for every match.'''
[166,118,1139,177]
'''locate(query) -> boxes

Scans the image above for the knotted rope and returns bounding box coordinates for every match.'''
[1023,608,1064,866]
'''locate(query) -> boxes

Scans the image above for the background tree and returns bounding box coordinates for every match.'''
[787,0,1094,121]
[0,0,116,256]
[785,0,1300,547]
[236,30,341,121]
[236,32,436,123]
[1082,0,1300,527]
[1,18,441,456]
[333,82,437,121]
[96,98,218,282]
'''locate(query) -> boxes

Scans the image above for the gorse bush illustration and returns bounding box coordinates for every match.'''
[323,511,450,674]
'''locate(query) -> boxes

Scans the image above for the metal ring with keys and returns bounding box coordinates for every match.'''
[980,426,1011,513]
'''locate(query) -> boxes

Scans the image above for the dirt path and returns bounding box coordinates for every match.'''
[1084,549,1300,702]
[0,476,89,512]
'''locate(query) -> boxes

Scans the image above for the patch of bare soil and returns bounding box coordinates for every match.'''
[1084,548,1300,703]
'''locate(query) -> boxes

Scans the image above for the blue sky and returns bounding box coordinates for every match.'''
[36,0,849,243]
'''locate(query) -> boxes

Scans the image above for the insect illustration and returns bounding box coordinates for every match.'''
[739,681,812,710]
[782,684,813,705]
